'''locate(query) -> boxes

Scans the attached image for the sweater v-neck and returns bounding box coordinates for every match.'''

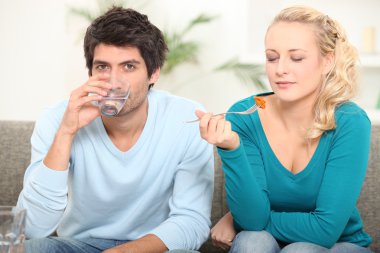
[254,112,326,180]
[95,92,156,160]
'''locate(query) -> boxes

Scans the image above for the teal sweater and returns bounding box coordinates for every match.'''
[218,93,372,248]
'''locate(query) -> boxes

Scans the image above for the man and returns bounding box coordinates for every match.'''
[17,6,214,253]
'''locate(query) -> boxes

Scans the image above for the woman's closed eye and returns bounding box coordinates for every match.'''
[291,57,304,62]
[266,55,305,62]
[266,57,278,62]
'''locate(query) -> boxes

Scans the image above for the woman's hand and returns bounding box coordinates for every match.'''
[211,212,237,250]
[59,74,112,136]
[195,110,240,150]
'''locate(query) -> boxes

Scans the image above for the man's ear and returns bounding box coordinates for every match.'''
[323,52,335,75]
[148,68,160,84]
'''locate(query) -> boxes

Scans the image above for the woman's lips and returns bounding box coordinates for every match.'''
[275,81,295,89]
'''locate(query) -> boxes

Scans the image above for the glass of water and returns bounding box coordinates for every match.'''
[98,85,131,117]
[91,76,131,117]
[0,206,26,253]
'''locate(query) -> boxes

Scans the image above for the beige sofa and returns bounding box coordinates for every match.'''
[0,120,379,252]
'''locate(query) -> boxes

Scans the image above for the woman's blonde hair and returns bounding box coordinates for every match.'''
[269,6,358,139]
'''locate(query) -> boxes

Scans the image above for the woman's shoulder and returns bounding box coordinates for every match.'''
[334,101,371,130]
[335,102,369,121]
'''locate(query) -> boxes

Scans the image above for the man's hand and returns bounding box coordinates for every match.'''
[59,74,112,136]
[44,74,111,171]
[196,110,240,150]
[102,234,168,253]
[211,212,237,250]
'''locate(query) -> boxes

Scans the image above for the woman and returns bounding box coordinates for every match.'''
[196,5,373,253]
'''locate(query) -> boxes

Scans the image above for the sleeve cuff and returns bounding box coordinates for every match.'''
[217,143,245,159]
[30,162,69,191]
[149,220,203,250]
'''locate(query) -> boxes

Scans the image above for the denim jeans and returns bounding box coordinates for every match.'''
[24,237,201,253]
[24,236,129,253]
[165,250,200,253]
[229,231,373,253]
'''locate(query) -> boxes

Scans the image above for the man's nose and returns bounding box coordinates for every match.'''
[109,71,124,89]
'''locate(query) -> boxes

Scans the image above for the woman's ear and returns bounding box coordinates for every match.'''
[322,52,335,75]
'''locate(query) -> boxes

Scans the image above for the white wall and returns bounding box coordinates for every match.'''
[241,0,380,59]
[1,0,379,121]
[0,0,67,121]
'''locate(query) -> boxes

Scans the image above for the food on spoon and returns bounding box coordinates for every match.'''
[254,96,266,109]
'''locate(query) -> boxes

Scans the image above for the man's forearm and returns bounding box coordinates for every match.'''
[44,128,75,171]
[103,234,168,253]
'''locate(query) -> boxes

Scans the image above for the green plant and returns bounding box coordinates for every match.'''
[162,14,266,90]
[67,0,149,22]
[215,58,266,90]
[162,14,215,75]
[66,0,266,91]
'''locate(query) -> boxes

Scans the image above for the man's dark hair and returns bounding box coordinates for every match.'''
[84,6,168,81]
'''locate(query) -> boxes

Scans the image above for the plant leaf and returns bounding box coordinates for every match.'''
[181,14,217,37]
[163,41,199,74]
[216,58,266,90]
[161,13,216,74]
[67,6,98,22]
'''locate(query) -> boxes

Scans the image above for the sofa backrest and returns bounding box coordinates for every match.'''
[357,124,380,251]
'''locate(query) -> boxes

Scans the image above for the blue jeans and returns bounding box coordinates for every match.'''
[24,237,201,253]
[165,251,199,253]
[24,236,129,253]
[229,231,373,253]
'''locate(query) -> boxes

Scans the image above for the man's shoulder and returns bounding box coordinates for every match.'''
[31,100,69,143]
[35,100,68,127]
[150,89,205,111]
[148,89,205,134]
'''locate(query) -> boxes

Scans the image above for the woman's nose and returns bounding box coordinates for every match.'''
[276,58,289,76]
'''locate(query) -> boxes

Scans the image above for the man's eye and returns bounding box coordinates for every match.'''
[123,63,135,71]
[95,65,109,71]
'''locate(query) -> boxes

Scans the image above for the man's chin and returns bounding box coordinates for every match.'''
[113,107,132,118]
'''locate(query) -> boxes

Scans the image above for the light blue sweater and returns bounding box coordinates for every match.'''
[17,89,214,250]
[218,93,372,248]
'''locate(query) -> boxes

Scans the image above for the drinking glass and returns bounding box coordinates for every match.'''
[92,77,131,117]
[0,206,26,253]
[98,86,131,117]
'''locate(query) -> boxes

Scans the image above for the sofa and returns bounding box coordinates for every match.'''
[0,120,379,252]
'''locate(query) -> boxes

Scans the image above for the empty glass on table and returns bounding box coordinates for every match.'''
[0,206,26,253]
